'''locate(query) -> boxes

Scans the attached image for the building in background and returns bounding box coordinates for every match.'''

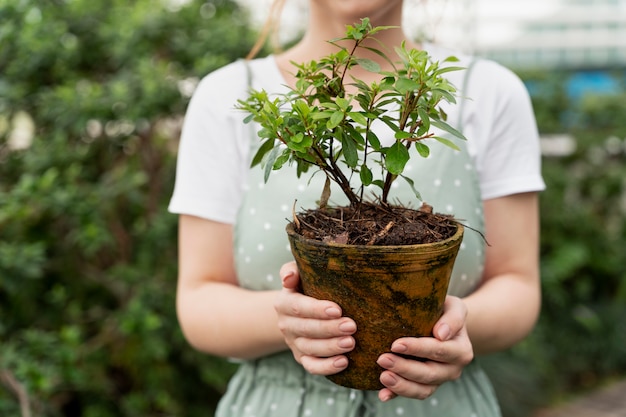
[239,0,626,70]
[466,0,626,70]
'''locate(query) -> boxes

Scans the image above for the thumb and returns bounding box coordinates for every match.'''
[433,296,467,341]
[279,261,301,290]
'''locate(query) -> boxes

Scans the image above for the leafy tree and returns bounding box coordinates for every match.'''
[0,0,254,415]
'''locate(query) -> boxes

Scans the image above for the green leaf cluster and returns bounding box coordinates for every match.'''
[238,18,465,207]
[0,0,252,415]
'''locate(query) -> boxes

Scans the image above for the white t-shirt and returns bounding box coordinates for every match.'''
[169,45,545,223]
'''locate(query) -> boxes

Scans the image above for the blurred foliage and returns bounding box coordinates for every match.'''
[1,1,625,415]
[0,0,255,415]
[483,69,626,417]
[535,84,626,391]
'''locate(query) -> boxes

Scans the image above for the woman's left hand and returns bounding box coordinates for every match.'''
[376,295,474,402]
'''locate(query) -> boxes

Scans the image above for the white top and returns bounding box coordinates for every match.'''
[168,44,546,223]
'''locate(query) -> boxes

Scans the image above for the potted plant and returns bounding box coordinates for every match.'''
[237,18,466,391]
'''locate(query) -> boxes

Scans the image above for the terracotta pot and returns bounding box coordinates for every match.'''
[286,222,464,390]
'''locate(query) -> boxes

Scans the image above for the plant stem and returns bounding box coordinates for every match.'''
[310,144,359,206]
[328,151,360,206]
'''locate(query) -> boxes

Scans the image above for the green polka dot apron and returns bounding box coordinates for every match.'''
[216,60,502,417]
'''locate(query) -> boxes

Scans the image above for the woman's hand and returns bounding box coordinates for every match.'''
[274,261,357,376]
[376,296,474,402]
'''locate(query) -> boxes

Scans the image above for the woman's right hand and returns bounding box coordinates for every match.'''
[274,261,357,376]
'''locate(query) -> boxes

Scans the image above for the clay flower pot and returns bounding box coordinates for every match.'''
[286,222,464,390]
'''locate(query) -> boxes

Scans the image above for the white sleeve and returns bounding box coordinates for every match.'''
[466,60,546,200]
[168,62,251,224]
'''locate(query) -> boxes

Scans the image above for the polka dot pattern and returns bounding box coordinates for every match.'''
[216,355,501,416]
[224,111,493,415]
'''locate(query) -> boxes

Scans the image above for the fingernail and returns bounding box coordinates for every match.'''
[281,271,295,284]
[437,323,451,341]
[333,357,348,369]
[380,392,393,402]
[325,307,341,318]
[338,320,356,332]
[381,372,397,386]
[338,336,354,349]
[377,356,394,368]
[391,342,407,353]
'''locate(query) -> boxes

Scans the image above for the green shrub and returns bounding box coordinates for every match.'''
[486,70,626,415]
[536,117,626,393]
[0,1,254,415]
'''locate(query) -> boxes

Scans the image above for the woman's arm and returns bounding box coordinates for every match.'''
[464,191,542,354]
[177,214,358,362]
[175,214,286,359]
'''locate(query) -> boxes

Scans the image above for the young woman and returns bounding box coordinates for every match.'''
[168,0,545,415]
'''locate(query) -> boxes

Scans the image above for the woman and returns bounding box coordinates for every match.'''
[168,0,545,415]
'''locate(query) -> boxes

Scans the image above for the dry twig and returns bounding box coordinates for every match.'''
[1,368,32,417]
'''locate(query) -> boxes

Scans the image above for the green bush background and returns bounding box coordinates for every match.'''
[483,68,626,417]
[1,1,625,416]
[0,1,249,415]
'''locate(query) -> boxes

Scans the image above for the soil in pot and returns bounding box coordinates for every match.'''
[287,203,464,390]
[293,202,458,246]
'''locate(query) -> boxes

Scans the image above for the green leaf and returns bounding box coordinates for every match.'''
[320,101,339,110]
[378,115,402,133]
[273,149,290,170]
[394,131,412,140]
[347,111,368,126]
[396,77,419,94]
[367,24,400,36]
[328,111,344,129]
[385,142,410,175]
[417,108,430,131]
[362,45,397,69]
[291,132,304,143]
[257,127,275,139]
[433,136,462,151]
[341,131,359,168]
[335,97,350,110]
[292,100,311,117]
[371,179,386,189]
[310,111,334,120]
[430,118,466,141]
[251,139,276,167]
[366,131,381,150]
[435,65,465,75]
[345,125,366,147]
[287,132,313,152]
[296,159,313,177]
[262,100,279,115]
[360,164,373,185]
[263,146,282,182]
[433,88,457,104]
[400,174,422,201]
[414,142,430,158]
[355,58,381,73]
